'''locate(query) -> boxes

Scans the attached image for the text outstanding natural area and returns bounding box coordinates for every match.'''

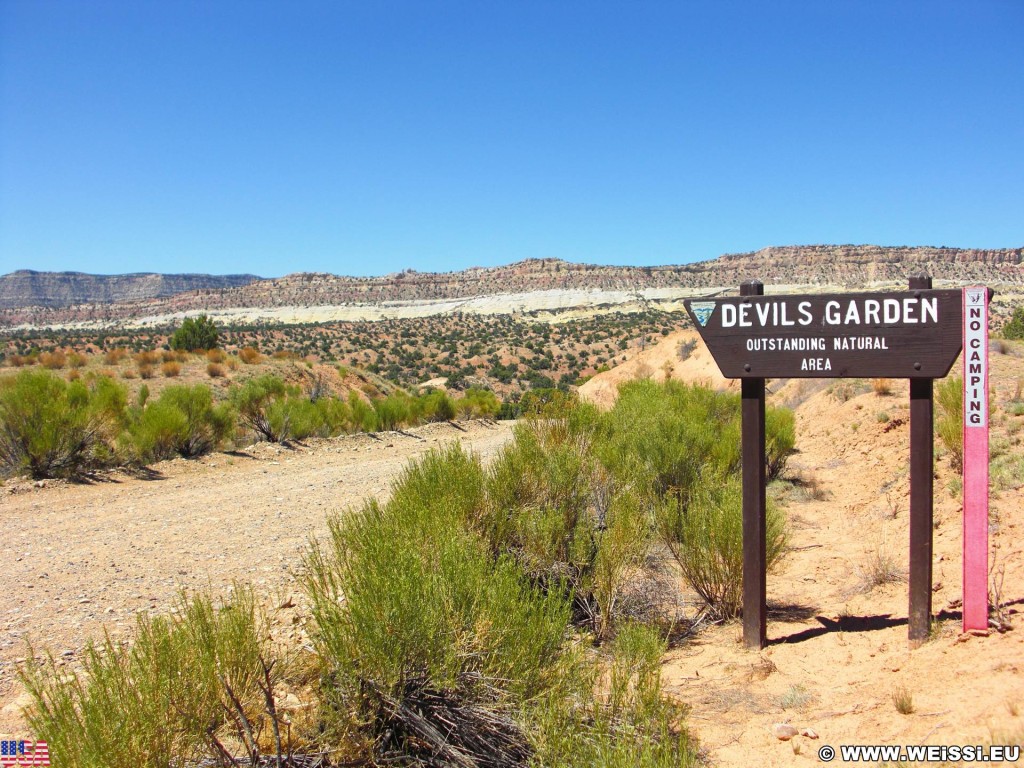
[685,290,963,378]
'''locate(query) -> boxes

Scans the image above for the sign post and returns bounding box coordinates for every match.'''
[962,287,991,632]
[685,278,963,649]
[740,280,767,649]
[907,275,935,647]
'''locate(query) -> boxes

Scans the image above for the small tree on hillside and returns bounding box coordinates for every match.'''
[1002,305,1024,340]
[170,315,219,351]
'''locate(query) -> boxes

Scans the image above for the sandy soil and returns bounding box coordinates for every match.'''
[2,338,1023,764]
[663,371,1024,765]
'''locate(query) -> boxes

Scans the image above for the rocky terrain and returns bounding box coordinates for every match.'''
[0,270,259,310]
[2,245,1021,329]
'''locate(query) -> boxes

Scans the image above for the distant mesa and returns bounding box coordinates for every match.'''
[1,246,1021,330]
[0,270,261,310]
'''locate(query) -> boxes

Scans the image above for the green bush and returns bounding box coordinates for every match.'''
[374,392,414,431]
[231,375,289,442]
[302,445,570,761]
[346,391,379,433]
[656,478,787,618]
[484,417,649,639]
[1001,305,1024,340]
[170,314,219,351]
[936,375,963,472]
[130,384,233,461]
[459,387,501,419]
[593,380,792,619]
[530,624,698,767]
[417,389,457,422]
[0,370,126,478]
[20,586,290,768]
[765,406,796,481]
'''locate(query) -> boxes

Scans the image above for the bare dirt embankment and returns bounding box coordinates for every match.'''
[0,419,515,734]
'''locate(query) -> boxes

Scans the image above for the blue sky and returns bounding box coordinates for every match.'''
[1,2,1022,278]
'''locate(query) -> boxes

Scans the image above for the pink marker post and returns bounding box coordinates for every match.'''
[962,286,990,632]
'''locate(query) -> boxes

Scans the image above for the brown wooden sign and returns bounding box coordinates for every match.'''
[701,279,965,651]
[684,289,963,378]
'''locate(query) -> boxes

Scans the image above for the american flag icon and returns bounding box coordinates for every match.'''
[0,741,50,766]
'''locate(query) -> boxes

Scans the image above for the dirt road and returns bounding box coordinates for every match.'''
[0,419,515,731]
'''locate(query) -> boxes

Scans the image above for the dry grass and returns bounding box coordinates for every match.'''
[161,361,181,377]
[138,363,155,379]
[39,351,66,369]
[860,544,905,591]
[68,352,88,368]
[103,348,128,365]
[239,347,261,364]
[892,685,914,714]
[135,350,160,366]
[206,348,227,364]
[207,362,226,378]
[871,377,893,395]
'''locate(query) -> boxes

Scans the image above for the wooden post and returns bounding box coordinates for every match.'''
[908,274,934,646]
[741,279,767,649]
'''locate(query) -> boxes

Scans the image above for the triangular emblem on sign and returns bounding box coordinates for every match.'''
[690,301,716,327]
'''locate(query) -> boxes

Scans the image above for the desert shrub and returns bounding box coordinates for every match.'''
[765,406,796,481]
[134,350,160,366]
[315,396,352,436]
[374,392,413,431]
[1001,305,1024,340]
[206,362,225,378]
[138,362,155,379]
[597,380,741,499]
[0,371,126,479]
[530,624,698,768]
[103,348,128,365]
[936,375,963,472]
[459,387,501,419]
[206,348,227,364]
[161,349,178,363]
[656,478,787,618]
[21,586,292,768]
[161,360,181,377]
[518,388,578,417]
[130,385,233,461]
[302,446,570,763]
[238,346,261,364]
[231,375,325,442]
[67,352,88,369]
[593,380,792,618]
[39,350,66,369]
[484,418,649,639]
[170,314,219,352]
[871,377,893,395]
[272,396,324,441]
[346,391,379,433]
[417,389,457,422]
